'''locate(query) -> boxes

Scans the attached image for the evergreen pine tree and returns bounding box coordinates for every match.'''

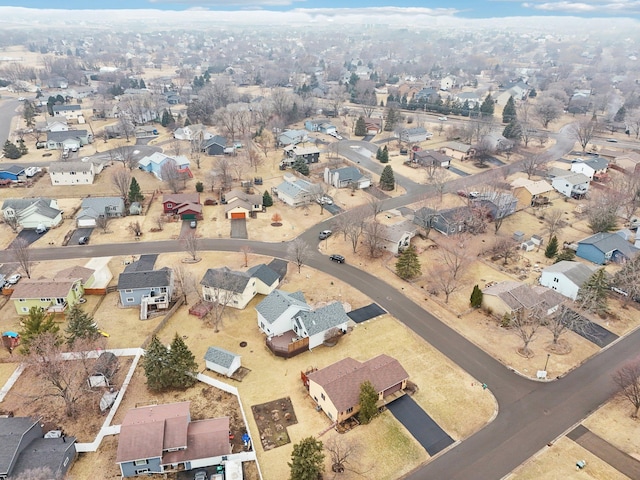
[376,147,382,161]
[161,109,171,127]
[614,105,626,123]
[545,236,559,258]
[395,245,421,280]
[195,181,204,193]
[380,145,389,163]
[184,117,191,126]
[292,158,309,176]
[379,165,395,191]
[17,139,28,155]
[23,101,36,127]
[528,88,537,98]
[577,269,609,316]
[143,335,170,391]
[288,437,325,480]
[139,78,146,89]
[167,333,198,389]
[65,304,99,346]
[503,119,522,140]
[3,140,22,159]
[20,307,61,354]
[355,116,367,136]
[358,380,379,424]
[502,96,517,123]
[480,94,494,116]
[470,285,483,308]
[263,190,274,207]
[128,177,144,204]
[554,249,576,263]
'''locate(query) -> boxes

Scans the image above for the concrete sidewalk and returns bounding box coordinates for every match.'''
[567,425,640,479]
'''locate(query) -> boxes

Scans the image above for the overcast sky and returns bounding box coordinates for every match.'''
[1,0,639,18]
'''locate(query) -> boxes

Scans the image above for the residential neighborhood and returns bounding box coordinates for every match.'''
[0,6,639,480]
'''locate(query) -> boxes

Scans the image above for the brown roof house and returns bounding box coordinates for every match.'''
[224,188,263,220]
[304,354,409,423]
[482,281,565,318]
[510,178,555,209]
[115,402,231,477]
[11,274,85,315]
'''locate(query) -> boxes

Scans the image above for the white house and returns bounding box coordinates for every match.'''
[49,161,95,185]
[275,174,323,207]
[52,104,85,124]
[570,157,609,181]
[204,346,241,377]
[440,76,455,91]
[539,261,597,300]
[324,166,371,189]
[398,127,432,143]
[2,198,63,229]
[380,218,417,254]
[200,264,280,310]
[551,172,590,198]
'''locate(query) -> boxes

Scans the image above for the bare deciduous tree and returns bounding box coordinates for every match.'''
[111,167,132,202]
[430,235,471,303]
[612,357,640,418]
[509,307,544,357]
[543,305,588,345]
[128,221,142,237]
[95,215,109,233]
[344,207,368,253]
[324,436,373,477]
[571,118,598,152]
[544,208,566,243]
[427,167,449,201]
[161,159,182,194]
[203,271,236,333]
[535,97,564,129]
[155,215,165,231]
[110,144,138,170]
[521,153,548,179]
[214,157,233,191]
[490,237,519,265]
[173,264,197,305]
[182,232,199,261]
[362,220,385,258]
[287,238,312,273]
[240,245,252,267]
[12,238,33,278]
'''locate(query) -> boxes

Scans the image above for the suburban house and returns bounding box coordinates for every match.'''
[413,206,470,236]
[570,157,609,181]
[364,118,382,135]
[440,141,475,160]
[511,178,554,209]
[282,145,320,165]
[56,262,111,295]
[49,161,96,185]
[257,289,351,357]
[379,218,417,254]
[52,104,85,123]
[324,166,371,189]
[204,346,242,377]
[304,354,409,424]
[162,193,202,220]
[454,92,481,107]
[482,281,566,318]
[304,119,337,134]
[135,126,158,139]
[550,171,590,199]
[576,232,639,265]
[397,126,432,143]
[472,192,518,220]
[539,261,597,300]
[224,189,263,219]
[173,124,214,142]
[414,87,438,102]
[0,417,77,479]
[201,135,228,156]
[76,196,126,227]
[11,276,84,315]
[440,75,456,90]
[278,129,308,146]
[36,119,69,133]
[117,265,174,318]
[200,263,280,310]
[116,402,231,477]
[0,165,26,182]
[274,174,323,207]
[2,197,63,229]
[409,149,451,169]
[45,130,92,150]
[138,152,192,180]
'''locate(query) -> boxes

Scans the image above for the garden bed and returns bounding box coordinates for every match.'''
[251,396,298,450]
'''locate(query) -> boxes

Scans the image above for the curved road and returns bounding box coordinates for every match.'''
[0,232,634,479]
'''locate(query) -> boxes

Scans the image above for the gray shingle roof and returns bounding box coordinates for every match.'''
[541,261,595,287]
[246,264,280,286]
[276,178,321,199]
[200,267,252,293]
[52,104,81,112]
[0,165,25,175]
[331,166,365,182]
[46,130,88,142]
[117,267,172,290]
[295,301,350,336]
[0,417,37,476]
[124,254,158,273]
[579,232,639,257]
[256,289,308,324]
[49,161,92,173]
[80,196,123,213]
[2,197,61,220]
[583,157,609,171]
[11,436,77,479]
[204,346,239,369]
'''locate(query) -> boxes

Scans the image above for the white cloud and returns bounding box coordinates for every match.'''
[148,0,304,5]
[521,0,640,14]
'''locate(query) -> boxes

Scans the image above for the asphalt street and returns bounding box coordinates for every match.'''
[0,97,20,146]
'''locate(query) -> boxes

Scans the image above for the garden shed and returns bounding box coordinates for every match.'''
[88,351,119,388]
[204,346,241,377]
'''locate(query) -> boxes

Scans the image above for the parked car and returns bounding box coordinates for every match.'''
[193,471,208,480]
[606,138,618,143]
[6,274,21,285]
[319,230,332,240]
[438,116,448,121]
[35,224,48,234]
[329,254,345,263]
[190,220,197,228]
[316,195,333,205]
[78,236,89,245]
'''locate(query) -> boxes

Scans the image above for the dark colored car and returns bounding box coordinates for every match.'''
[329,254,345,263]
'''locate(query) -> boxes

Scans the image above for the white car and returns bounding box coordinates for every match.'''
[6,274,21,285]
[438,116,448,121]
[317,196,333,205]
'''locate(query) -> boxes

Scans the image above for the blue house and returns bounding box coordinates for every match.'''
[0,165,26,182]
[576,232,639,265]
[304,119,337,134]
[117,266,174,315]
[138,152,191,180]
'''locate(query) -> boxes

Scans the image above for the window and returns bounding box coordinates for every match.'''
[321,393,325,400]
[346,407,353,414]
[134,460,148,466]
[21,307,28,313]
[19,299,26,302]
[135,469,150,475]
[160,287,167,293]
[126,297,134,303]
[125,289,133,293]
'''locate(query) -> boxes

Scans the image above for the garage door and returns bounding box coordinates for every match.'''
[383,382,402,397]
[231,212,246,219]
[77,219,96,228]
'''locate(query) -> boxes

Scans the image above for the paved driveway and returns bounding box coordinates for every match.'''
[387,395,454,456]
[347,303,386,323]
[447,166,470,177]
[69,228,93,246]
[230,219,248,239]
[9,229,46,248]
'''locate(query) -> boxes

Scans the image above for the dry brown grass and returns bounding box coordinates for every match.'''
[507,436,631,480]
